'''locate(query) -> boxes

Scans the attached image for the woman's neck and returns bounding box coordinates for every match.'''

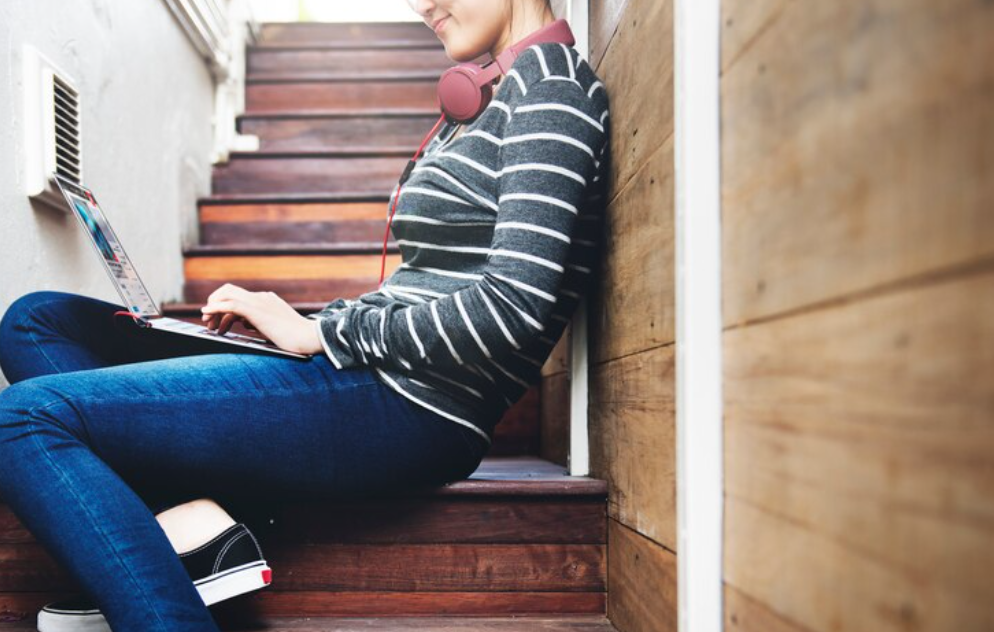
[488,2,557,60]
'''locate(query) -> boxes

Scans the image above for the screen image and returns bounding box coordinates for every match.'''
[65,191,159,318]
[71,197,118,263]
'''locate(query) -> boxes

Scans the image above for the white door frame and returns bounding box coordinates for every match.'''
[564,0,591,477]
[674,0,724,629]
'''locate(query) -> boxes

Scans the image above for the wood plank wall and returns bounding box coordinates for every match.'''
[575,0,679,631]
[721,0,994,630]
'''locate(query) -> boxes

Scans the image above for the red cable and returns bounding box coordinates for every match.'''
[379,113,449,287]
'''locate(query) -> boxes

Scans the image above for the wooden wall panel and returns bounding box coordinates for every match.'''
[722,1,994,630]
[595,0,674,199]
[589,0,631,71]
[725,270,994,623]
[606,519,678,632]
[587,0,677,630]
[590,344,676,551]
[590,135,675,364]
[721,0,994,326]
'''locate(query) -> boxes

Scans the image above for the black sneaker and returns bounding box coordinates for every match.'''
[37,522,272,631]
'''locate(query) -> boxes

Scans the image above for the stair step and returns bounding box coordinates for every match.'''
[182,253,399,303]
[184,243,398,256]
[0,458,603,619]
[238,112,441,152]
[200,192,391,205]
[211,152,409,196]
[246,79,437,114]
[0,615,617,631]
[248,70,444,83]
[258,21,439,45]
[199,198,388,246]
[252,39,445,50]
[247,47,454,78]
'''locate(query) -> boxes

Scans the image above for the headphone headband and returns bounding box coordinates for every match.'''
[436,18,576,124]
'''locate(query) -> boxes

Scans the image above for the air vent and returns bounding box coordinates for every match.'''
[52,75,82,184]
[23,45,82,212]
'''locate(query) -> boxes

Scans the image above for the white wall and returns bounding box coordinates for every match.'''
[0,0,215,388]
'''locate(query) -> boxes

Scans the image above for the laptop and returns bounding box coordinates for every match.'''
[53,174,312,360]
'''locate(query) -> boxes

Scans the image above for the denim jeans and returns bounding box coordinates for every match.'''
[0,290,488,631]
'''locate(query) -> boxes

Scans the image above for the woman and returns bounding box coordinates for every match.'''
[0,0,610,630]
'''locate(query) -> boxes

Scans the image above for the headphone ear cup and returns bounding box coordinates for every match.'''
[437,63,488,123]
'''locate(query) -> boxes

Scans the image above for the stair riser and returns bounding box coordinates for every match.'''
[201,220,387,246]
[259,22,437,44]
[248,48,452,77]
[183,278,384,304]
[246,81,438,114]
[239,115,441,151]
[212,156,408,195]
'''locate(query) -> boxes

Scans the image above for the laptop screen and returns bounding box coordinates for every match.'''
[56,177,161,319]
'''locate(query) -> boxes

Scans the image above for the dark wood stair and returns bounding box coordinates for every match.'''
[5,20,619,629]
[0,458,607,627]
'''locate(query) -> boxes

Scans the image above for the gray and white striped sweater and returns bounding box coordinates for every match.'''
[305,41,611,447]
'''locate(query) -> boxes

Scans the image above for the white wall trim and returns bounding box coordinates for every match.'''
[161,0,260,163]
[674,0,724,629]
[565,0,591,477]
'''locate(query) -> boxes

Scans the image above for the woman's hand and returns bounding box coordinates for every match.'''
[200,283,324,355]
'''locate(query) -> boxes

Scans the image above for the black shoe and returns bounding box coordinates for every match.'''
[37,522,272,631]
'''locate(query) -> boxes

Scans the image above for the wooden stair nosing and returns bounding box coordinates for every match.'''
[183,243,398,257]
[237,109,441,123]
[163,301,329,314]
[225,147,418,159]
[250,40,446,51]
[246,71,442,84]
[199,192,390,206]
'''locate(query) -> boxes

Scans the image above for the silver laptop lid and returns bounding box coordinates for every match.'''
[54,175,161,320]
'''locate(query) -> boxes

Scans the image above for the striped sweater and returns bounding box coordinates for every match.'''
[305,41,611,448]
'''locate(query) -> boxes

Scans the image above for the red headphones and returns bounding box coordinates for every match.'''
[378,18,577,286]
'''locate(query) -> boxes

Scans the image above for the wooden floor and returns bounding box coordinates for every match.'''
[0,615,617,631]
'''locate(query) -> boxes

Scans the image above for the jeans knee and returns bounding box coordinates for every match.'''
[0,291,67,338]
[0,379,82,446]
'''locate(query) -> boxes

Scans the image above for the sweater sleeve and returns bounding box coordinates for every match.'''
[307,78,607,372]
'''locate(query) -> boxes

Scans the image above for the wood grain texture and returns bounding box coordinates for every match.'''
[239,114,442,152]
[542,320,571,377]
[211,155,409,196]
[246,81,438,114]
[0,613,618,631]
[588,0,631,71]
[248,48,452,76]
[724,585,811,632]
[724,269,994,631]
[258,22,438,44]
[540,371,571,467]
[594,0,673,199]
[721,0,994,326]
[590,344,676,550]
[183,254,399,280]
[589,134,675,364]
[606,519,677,632]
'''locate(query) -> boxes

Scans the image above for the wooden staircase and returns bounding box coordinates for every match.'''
[0,21,613,631]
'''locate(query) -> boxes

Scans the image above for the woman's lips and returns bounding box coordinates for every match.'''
[434,16,450,33]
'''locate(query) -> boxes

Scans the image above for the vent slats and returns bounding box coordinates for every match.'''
[51,73,81,184]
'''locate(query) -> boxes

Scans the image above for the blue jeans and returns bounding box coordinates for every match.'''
[0,290,488,631]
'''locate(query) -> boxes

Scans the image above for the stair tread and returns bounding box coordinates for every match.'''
[163,300,330,313]
[251,40,445,51]
[226,147,417,158]
[183,243,397,256]
[0,615,616,631]
[238,109,440,121]
[247,70,442,83]
[200,192,390,205]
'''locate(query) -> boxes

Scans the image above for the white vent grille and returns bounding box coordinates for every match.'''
[52,74,82,184]
[23,44,82,212]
